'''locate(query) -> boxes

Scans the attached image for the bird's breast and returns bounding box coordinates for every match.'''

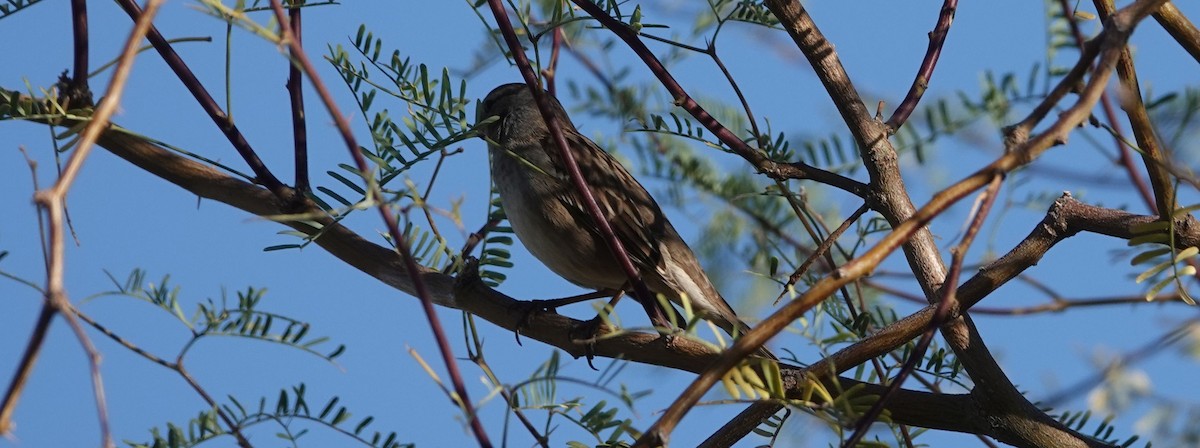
[490,149,627,290]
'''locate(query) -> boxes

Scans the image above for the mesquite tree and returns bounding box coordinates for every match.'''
[2,1,1198,447]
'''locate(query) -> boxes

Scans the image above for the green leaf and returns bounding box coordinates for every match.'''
[1135,258,1174,283]
[355,416,374,435]
[1130,248,1171,265]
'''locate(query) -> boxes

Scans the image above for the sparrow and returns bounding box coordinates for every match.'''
[477,83,759,340]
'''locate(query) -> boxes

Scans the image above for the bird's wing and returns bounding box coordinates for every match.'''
[543,130,667,272]
[542,130,754,340]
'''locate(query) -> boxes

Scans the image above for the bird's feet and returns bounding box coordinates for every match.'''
[569,315,611,370]
[512,290,614,345]
[512,299,560,346]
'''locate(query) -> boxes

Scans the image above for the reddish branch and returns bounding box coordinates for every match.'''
[885,0,959,130]
[4,1,1192,447]
[3,102,1186,446]
[286,2,310,192]
[634,0,1168,446]
[70,0,88,87]
[112,0,289,198]
[568,0,870,200]
[267,1,492,445]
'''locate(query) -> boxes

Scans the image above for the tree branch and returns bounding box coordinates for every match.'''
[1153,1,1200,65]
[112,0,289,198]
[1058,0,1157,215]
[286,1,310,192]
[2,2,167,446]
[9,122,1030,441]
[885,0,959,130]
[638,1,1166,446]
[568,0,870,200]
[1095,0,1177,220]
[266,1,492,445]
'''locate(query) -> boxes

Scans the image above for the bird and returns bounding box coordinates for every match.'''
[477,82,761,342]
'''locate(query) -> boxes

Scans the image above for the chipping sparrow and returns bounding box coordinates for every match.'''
[478,83,757,339]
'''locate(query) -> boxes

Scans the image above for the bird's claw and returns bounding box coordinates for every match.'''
[513,299,560,346]
[569,316,608,370]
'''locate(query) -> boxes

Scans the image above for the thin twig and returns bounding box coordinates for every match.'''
[568,0,869,199]
[287,0,310,192]
[1,1,165,445]
[72,307,175,369]
[0,305,54,437]
[73,304,252,445]
[885,0,959,130]
[457,217,502,266]
[177,360,251,447]
[545,26,562,97]
[420,148,455,253]
[1094,0,1175,219]
[266,1,492,446]
[463,316,549,448]
[775,203,868,304]
[701,20,761,142]
[873,280,1191,315]
[70,0,89,87]
[112,0,289,197]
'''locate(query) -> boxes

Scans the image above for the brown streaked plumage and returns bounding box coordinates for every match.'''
[478,83,756,339]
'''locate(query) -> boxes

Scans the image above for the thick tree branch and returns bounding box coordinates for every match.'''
[1095,0,1177,219]
[1058,0,1157,215]
[1153,2,1200,65]
[0,122,1020,441]
[807,193,1200,425]
[641,1,1167,446]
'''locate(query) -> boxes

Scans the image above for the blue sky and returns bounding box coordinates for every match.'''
[2,1,1198,447]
